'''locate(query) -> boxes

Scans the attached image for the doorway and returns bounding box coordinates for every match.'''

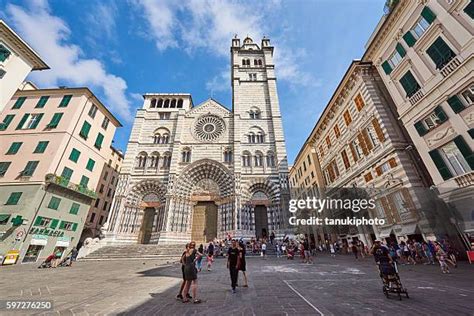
[139,207,155,244]
[192,202,218,244]
[254,205,268,239]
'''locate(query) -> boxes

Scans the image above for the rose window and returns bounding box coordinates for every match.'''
[193,114,226,142]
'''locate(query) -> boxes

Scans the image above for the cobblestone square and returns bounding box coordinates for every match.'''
[1,253,473,315]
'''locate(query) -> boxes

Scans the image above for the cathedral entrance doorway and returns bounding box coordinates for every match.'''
[191,201,218,244]
[138,207,155,244]
[255,205,268,239]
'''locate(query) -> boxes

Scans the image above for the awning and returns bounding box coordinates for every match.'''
[30,238,47,246]
[0,214,10,221]
[56,240,69,247]
[378,227,393,238]
[399,223,419,236]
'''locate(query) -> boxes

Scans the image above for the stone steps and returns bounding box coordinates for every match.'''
[81,244,184,261]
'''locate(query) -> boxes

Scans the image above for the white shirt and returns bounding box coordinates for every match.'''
[262,244,267,251]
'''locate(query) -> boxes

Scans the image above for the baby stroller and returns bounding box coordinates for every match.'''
[58,256,71,267]
[378,261,409,300]
[38,254,55,269]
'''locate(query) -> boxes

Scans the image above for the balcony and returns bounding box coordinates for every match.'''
[440,56,461,78]
[409,89,424,106]
[45,174,97,199]
[453,171,474,188]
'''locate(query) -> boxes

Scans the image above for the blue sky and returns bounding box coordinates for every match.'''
[1,0,384,163]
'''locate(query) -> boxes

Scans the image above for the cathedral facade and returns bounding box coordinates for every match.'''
[105,37,290,245]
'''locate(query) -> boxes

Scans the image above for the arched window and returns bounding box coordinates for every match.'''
[249,108,261,119]
[136,152,148,169]
[181,148,191,163]
[257,132,264,143]
[254,59,258,66]
[177,99,183,108]
[164,99,170,108]
[258,59,263,66]
[242,151,251,167]
[149,152,160,168]
[248,132,255,143]
[157,99,164,108]
[171,99,177,108]
[242,59,246,66]
[150,99,157,108]
[224,148,233,163]
[162,152,171,169]
[153,128,170,144]
[153,133,161,144]
[267,151,275,167]
[162,133,170,144]
[254,151,263,167]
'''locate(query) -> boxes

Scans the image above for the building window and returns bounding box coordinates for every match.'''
[159,112,170,120]
[59,95,72,107]
[0,44,11,62]
[0,162,11,177]
[69,148,81,163]
[21,161,39,177]
[47,113,63,129]
[86,158,95,171]
[439,140,471,177]
[103,171,108,181]
[325,136,331,149]
[334,124,341,138]
[267,152,275,167]
[16,113,44,130]
[254,152,263,167]
[88,104,98,118]
[103,201,108,211]
[60,221,76,231]
[387,49,403,69]
[354,94,365,111]
[364,172,373,183]
[47,196,61,210]
[412,16,430,40]
[461,85,474,106]
[102,117,110,130]
[224,149,233,163]
[149,153,159,168]
[162,154,171,169]
[341,150,350,170]
[34,216,52,227]
[79,121,91,139]
[36,96,50,108]
[399,71,421,98]
[182,148,191,163]
[136,153,147,169]
[6,192,22,205]
[99,184,104,193]
[80,176,89,188]
[242,152,251,167]
[90,213,96,223]
[0,114,15,131]
[177,99,184,108]
[414,106,448,136]
[70,203,80,215]
[250,109,260,119]
[12,97,26,109]
[249,73,257,81]
[464,1,474,19]
[61,167,73,181]
[94,133,104,150]
[6,142,22,155]
[107,188,112,197]
[426,37,455,70]
[95,198,100,208]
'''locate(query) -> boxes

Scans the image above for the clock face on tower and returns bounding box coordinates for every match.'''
[192,114,226,142]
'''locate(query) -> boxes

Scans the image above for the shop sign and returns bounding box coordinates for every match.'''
[2,250,20,265]
[29,227,65,238]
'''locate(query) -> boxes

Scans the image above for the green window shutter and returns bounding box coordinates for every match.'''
[70,203,80,215]
[396,43,406,57]
[16,114,29,130]
[434,106,448,123]
[34,216,43,226]
[6,192,22,205]
[426,37,455,69]
[469,129,474,139]
[35,96,50,108]
[47,113,63,128]
[79,121,91,139]
[22,161,39,176]
[50,219,59,229]
[34,141,49,153]
[72,223,78,231]
[59,221,66,229]
[447,95,465,113]
[0,115,15,130]
[453,135,474,169]
[465,1,474,19]
[12,97,26,109]
[59,95,73,107]
[29,113,43,129]
[0,162,11,176]
[86,158,95,171]
[415,121,428,136]
[403,31,416,47]
[6,142,22,155]
[421,6,436,24]
[80,176,89,188]
[61,167,74,180]
[429,149,452,180]
[47,196,61,210]
[399,71,420,97]
[381,61,392,75]
[69,148,81,163]
[94,133,104,149]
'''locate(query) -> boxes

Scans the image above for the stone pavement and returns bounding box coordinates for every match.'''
[0,253,473,315]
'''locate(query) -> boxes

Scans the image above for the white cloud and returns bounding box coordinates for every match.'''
[205,69,230,94]
[6,1,132,120]
[133,0,317,88]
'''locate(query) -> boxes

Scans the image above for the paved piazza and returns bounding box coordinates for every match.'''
[0,254,473,315]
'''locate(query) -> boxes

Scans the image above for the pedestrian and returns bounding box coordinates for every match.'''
[69,247,78,266]
[330,243,336,258]
[352,242,358,260]
[196,244,204,272]
[261,241,267,259]
[276,243,282,258]
[270,231,275,245]
[207,241,214,271]
[435,242,450,274]
[228,239,239,293]
[176,243,192,301]
[181,241,202,303]
[51,249,62,268]
[303,239,312,263]
[238,241,248,287]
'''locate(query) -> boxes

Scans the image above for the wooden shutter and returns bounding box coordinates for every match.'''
[447,95,465,113]
[453,135,474,169]
[16,113,29,130]
[403,31,416,47]
[434,106,448,123]
[344,110,352,126]
[421,6,436,24]
[362,129,373,152]
[349,142,358,162]
[50,219,59,229]
[355,94,365,111]
[464,1,474,18]
[381,61,392,75]
[372,118,385,142]
[429,149,452,180]
[34,216,43,226]
[358,133,369,156]
[401,188,416,216]
[426,37,454,69]
[375,166,382,176]
[414,121,428,136]
[388,194,401,223]
[380,197,393,224]
[30,113,43,129]
[388,158,397,168]
[396,43,406,57]
[341,150,350,169]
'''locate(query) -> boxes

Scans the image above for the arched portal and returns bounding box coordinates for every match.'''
[172,159,234,244]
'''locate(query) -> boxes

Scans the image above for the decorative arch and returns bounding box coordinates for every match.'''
[242,178,280,203]
[126,179,167,207]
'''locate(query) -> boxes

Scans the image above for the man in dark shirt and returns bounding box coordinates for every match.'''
[227,239,239,293]
[370,240,394,278]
